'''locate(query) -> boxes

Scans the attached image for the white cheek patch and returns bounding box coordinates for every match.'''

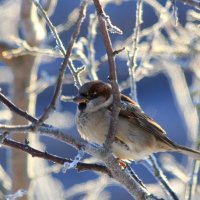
[85,95,113,113]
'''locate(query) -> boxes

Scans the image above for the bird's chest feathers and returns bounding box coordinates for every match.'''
[76,109,109,144]
[76,108,157,161]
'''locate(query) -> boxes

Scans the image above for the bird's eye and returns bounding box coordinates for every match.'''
[88,92,97,100]
[80,92,97,100]
[80,93,88,97]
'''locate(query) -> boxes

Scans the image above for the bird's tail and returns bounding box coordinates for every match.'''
[175,145,200,160]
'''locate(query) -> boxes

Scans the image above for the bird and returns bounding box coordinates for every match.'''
[73,80,200,161]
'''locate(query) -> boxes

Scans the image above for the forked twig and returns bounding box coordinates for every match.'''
[32,0,88,130]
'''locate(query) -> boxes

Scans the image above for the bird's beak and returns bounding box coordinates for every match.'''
[73,95,88,103]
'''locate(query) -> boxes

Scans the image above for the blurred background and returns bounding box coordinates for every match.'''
[0,0,200,199]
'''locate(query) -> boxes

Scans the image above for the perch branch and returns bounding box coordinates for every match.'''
[93,0,121,153]
[2,137,111,176]
[92,1,160,199]
[0,99,158,200]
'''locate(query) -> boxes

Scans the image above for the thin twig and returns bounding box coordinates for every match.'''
[128,1,178,199]
[113,47,125,56]
[21,0,46,45]
[2,45,63,59]
[32,0,87,130]
[32,0,65,55]
[46,6,81,43]
[0,92,38,124]
[126,166,164,199]
[186,158,200,200]
[126,164,147,190]
[185,107,200,200]
[177,0,200,10]
[92,0,121,153]
[2,137,111,176]
[171,0,179,26]
[147,156,179,200]
[146,157,177,198]
[128,0,143,102]
[32,0,86,88]
[87,14,98,80]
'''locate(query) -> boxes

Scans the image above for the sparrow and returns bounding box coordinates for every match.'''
[73,80,200,161]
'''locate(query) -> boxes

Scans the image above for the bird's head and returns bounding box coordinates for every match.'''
[73,81,113,113]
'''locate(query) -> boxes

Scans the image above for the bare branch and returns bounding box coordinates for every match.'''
[87,14,98,80]
[177,0,200,10]
[185,106,200,199]
[2,137,111,176]
[93,0,121,153]
[32,0,65,54]
[2,39,62,59]
[91,1,159,199]
[42,0,58,16]
[147,156,179,200]
[20,0,46,45]
[0,96,159,200]
[103,155,157,200]
[127,1,178,199]
[128,0,143,102]
[32,0,88,130]
[0,92,38,124]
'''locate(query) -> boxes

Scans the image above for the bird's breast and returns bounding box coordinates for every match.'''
[76,109,158,161]
[76,109,110,144]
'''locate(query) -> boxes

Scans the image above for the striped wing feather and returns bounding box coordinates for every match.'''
[119,94,177,148]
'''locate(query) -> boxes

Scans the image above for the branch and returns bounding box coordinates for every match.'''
[0,92,82,149]
[147,156,179,200]
[2,39,63,59]
[128,0,143,102]
[32,0,65,54]
[127,1,178,199]
[0,105,157,200]
[177,0,200,10]
[91,1,160,199]
[2,137,111,176]
[20,0,46,45]
[1,127,157,199]
[185,106,200,200]
[0,123,158,199]
[93,0,121,153]
[0,41,22,67]
[87,14,98,80]
[32,0,88,130]
[102,154,160,200]
[0,89,154,199]
[0,124,83,150]
[42,0,58,16]
[0,92,38,124]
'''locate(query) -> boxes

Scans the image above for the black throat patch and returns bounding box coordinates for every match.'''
[78,103,87,111]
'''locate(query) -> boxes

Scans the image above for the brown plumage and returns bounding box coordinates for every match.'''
[74,80,200,161]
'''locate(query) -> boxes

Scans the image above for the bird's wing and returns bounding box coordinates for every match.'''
[116,94,176,148]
